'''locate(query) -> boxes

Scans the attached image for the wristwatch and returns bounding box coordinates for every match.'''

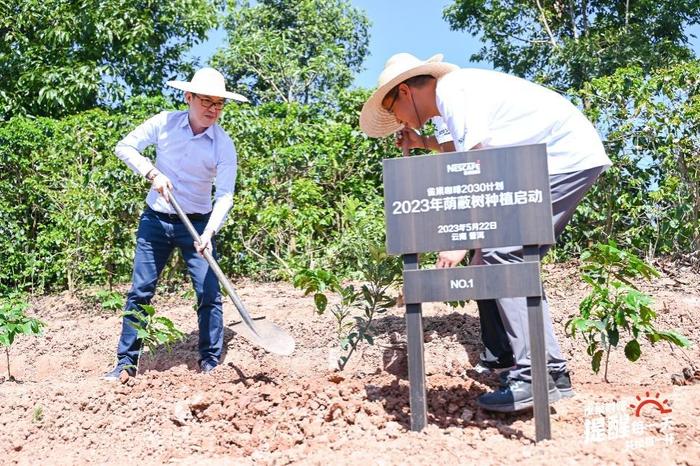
[146,168,159,181]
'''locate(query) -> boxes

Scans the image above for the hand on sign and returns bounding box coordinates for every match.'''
[436,249,468,268]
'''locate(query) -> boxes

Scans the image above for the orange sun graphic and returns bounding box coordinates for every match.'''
[629,392,672,417]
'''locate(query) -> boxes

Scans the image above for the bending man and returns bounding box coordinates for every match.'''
[359,53,611,412]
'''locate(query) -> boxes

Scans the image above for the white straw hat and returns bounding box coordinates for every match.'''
[359,53,458,137]
[167,67,249,103]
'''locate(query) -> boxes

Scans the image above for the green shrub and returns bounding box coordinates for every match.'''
[123,304,185,375]
[294,244,402,370]
[0,91,398,294]
[566,241,691,382]
[0,297,45,381]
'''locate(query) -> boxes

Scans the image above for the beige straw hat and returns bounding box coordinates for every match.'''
[167,67,249,103]
[359,53,458,137]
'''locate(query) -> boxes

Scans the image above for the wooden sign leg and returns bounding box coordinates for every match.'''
[403,254,427,431]
[527,296,552,441]
[524,246,551,441]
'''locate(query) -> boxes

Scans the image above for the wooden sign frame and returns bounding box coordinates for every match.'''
[383,144,555,442]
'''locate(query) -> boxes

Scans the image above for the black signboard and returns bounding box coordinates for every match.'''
[383,144,555,255]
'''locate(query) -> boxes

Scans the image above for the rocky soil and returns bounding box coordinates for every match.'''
[1,261,699,465]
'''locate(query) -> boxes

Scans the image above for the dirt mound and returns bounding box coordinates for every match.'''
[1,263,699,465]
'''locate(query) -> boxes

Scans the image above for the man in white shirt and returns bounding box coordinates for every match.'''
[103,68,248,380]
[360,53,612,413]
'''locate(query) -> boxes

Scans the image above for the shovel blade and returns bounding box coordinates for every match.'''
[231,318,295,356]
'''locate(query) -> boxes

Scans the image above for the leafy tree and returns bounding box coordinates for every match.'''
[554,62,700,259]
[443,0,700,90]
[0,0,220,119]
[216,89,394,279]
[0,102,162,294]
[212,0,370,104]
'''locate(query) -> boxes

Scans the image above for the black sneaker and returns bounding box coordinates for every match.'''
[551,370,574,398]
[102,365,136,381]
[477,375,561,412]
[199,359,217,374]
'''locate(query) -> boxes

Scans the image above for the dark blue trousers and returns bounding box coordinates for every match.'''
[116,207,223,367]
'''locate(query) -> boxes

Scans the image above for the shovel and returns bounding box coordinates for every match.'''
[166,190,295,356]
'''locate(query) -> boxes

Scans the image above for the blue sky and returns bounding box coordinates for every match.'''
[190,1,700,90]
[349,0,491,88]
[189,0,489,88]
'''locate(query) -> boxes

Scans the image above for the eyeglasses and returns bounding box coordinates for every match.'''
[193,93,226,110]
[383,87,400,114]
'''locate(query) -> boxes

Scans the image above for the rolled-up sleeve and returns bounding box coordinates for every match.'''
[115,112,166,177]
[205,136,237,233]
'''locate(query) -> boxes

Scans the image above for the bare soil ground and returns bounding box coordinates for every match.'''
[1,261,699,465]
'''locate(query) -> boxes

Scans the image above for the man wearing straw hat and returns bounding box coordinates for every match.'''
[103,67,248,380]
[359,53,611,413]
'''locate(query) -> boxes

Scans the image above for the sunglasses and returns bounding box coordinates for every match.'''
[193,93,226,110]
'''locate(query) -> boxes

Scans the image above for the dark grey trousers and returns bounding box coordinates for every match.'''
[477,165,605,381]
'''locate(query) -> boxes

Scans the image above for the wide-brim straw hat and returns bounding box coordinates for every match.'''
[167,67,249,103]
[359,53,458,137]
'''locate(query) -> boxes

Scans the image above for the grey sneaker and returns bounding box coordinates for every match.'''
[102,365,136,381]
[498,370,575,398]
[499,370,574,396]
[551,370,575,398]
[199,359,217,374]
[478,375,561,412]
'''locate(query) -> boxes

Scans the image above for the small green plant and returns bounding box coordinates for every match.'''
[93,290,124,311]
[123,304,185,375]
[180,288,196,300]
[295,245,402,370]
[0,298,45,382]
[33,405,44,422]
[566,241,690,382]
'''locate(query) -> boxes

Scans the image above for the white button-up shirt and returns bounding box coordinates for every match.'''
[115,110,237,232]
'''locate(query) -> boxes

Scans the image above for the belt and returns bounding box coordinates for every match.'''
[145,206,210,222]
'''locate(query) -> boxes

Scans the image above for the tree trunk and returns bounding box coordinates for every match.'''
[675,150,700,252]
[568,0,578,39]
[6,347,11,380]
